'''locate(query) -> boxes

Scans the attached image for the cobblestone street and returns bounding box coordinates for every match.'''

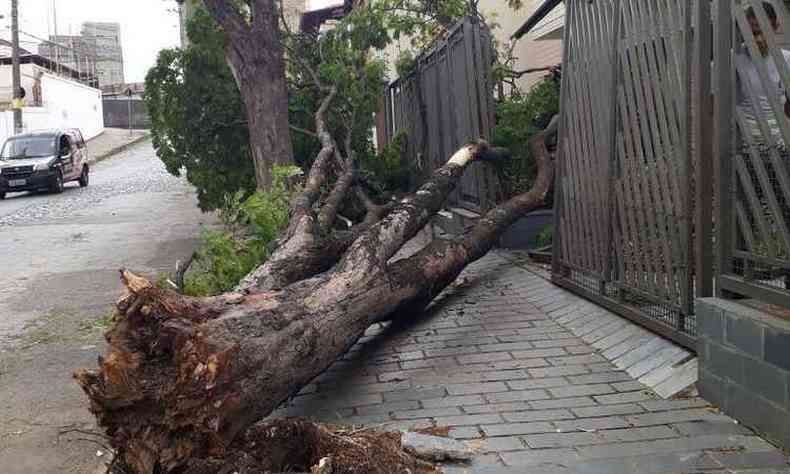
[277,252,790,473]
[0,141,214,473]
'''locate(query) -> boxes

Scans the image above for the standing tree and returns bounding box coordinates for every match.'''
[200,0,294,189]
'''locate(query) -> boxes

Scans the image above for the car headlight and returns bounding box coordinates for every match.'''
[33,162,51,171]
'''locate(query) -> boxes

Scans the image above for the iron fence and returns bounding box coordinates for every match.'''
[383,16,498,212]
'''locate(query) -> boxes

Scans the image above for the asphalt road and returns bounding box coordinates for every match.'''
[0,141,215,473]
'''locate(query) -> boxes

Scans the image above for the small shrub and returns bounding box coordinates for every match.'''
[360,130,412,194]
[535,224,554,248]
[492,78,560,198]
[182,166,300,296]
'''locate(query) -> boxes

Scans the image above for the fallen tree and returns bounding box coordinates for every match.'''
[74,106,556,471]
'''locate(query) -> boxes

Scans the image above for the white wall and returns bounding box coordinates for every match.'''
[0,65,104,149]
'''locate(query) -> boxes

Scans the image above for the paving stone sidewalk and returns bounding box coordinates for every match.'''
[87,127,149,163]
[276,251,789,473]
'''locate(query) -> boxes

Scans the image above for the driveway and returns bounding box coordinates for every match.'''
[0,140,214,473]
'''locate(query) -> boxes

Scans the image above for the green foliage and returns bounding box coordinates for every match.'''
[145,7,255,211]
[492,78,560,198]
[360,130,411,193]
[535,224,554,248]
[182,166,299,296]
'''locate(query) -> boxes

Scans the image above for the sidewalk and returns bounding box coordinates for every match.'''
[86,128,149,163]
[276,251,789,473]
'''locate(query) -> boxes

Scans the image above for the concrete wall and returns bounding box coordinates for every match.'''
[0,67,104,147]
[697,298,790,449]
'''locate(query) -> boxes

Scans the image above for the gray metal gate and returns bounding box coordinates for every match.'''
[383,16,497,211]
[553,0,698,349]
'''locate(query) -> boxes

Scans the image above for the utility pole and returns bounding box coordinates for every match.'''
[11,0,23,134]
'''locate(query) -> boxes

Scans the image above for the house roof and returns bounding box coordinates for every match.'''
[299,0,353,33]
[512,0,563,40]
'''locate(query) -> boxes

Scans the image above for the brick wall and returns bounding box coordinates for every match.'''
[697,298,790,449]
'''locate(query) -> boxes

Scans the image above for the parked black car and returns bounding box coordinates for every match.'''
[0,129,90,199]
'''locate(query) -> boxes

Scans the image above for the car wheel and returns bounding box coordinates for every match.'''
[51,170,64,194]
[0,192,5,200]
[79,166,89,187]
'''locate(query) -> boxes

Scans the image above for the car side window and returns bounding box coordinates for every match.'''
[60,136,71,156]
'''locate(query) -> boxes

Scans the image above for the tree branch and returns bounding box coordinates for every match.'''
[202,0,249,40]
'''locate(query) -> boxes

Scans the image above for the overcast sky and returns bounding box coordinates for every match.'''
[2,0,181,83]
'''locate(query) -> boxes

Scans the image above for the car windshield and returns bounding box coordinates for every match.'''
[0,136,56,160]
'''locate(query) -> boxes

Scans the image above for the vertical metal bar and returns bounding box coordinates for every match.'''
[695,0,714,297]
[680,0,694,322]
[714,0,733,295]
[552,0,576,277]
[604,0,623,289]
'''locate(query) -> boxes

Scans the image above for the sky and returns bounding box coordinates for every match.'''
[1,0,181,83]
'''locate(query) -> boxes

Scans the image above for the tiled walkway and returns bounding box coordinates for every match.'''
[276,252,789,473]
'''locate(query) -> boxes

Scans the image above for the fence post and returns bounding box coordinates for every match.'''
[603,0,622,292]
[695,0,714,299]
[713,0,733,296]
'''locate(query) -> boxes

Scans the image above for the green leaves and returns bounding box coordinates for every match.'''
[491,78,560,198]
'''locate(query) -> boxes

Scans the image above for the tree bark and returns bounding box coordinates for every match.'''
[75,131,555,472]
[202,0,294,189]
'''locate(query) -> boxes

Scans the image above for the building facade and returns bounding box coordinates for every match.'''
[38,22,124,88]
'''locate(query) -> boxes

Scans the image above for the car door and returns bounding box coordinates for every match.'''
[69,130,86,172]
[58,134,76,179]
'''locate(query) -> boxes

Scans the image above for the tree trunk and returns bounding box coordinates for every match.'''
[203,0,295,190]
[75,131,555,472]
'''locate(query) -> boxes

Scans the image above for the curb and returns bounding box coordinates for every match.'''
[88,132,151,165]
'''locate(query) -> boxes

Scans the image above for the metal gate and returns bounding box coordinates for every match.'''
[553,0,697,349]
[384,16,497,211]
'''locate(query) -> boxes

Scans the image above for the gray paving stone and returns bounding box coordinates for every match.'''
[530,396,598,410]
[510,347,569,360]
[392,406,462,419]
[478,369,530,382]
[671,420,751,436]
[603,333,654,360]
[567,345,597,355]
[463,401,531,414]
[433,413,504,426]
[382,387,447,402]
[547,354,608,366]
[593,390,655,405]
[528,364,590,378]
[593,325,644,352]
[502,408,576,422]
[597,425,679,443]
[638,398,711,411]
[531,338,585,348]
[571,403,646,418]
[710,450,790,470]
[477,341,535,353]
[627,346,687,379]
[624,407,729,427]
[448,426,482,439]
[505,377,568,390]
[485,389,551,403]
[523,431,603,448]
[548,383,616,398]
[481,422,555,436]
[553,415,630,432]
[445,382,509,395]
[355,399,420,415]
[568,372,633,385]
[575,434,776,460]
[613,338,667,370]
[456,352,513,364]
[500,448,581,466]
[482,435,526,452]
[611,380,646,392]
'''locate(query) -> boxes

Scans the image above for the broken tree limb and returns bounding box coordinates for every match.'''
[76,126,556,472]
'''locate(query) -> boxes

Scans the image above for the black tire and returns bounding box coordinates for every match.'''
[51,170,64,194]
[79,166,89,187]
[0,192,5,200]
